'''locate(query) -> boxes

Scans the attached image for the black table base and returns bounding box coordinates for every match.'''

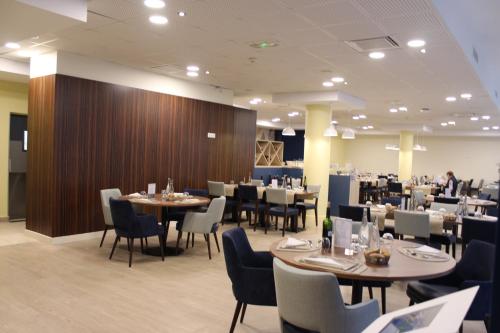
[143,245,184,257]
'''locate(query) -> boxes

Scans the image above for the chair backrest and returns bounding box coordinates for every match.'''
[183,188,209,197]
[109,198,136,233]
[434,196,459,204]
[250,179,263,186]
[377,178,387,188]
[238,185,258,201]
[456,181,464,195]
[207,181,225,196]
[486,206,498,217]
[413,190,425,206]
[478,179,484,189]
[394,210,430,238]
[273,258,348,333]
[456,240,495,282]
[222,227,255,285]
[338,205,371,222]
[306,184,321,199]
[478,192,491,200]
[430,202,457,212]
[381,196,401,206]
[462,217,497,247]
[100,188,122,226]
[266,188,288,205]
[207,196,226,224]
[388,182,403,194]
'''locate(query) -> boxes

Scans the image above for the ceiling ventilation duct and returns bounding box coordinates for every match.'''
[345,36,399,52]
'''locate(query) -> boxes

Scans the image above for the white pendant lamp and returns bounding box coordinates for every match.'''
[385,144,400,151]
[323,124,338,137]
[282,126,296,136]
[342,127,355,139]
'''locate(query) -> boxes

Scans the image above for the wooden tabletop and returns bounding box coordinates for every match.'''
[122,194,210,208]
[270,239,456,282]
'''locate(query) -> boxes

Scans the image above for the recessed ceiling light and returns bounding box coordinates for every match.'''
[482,115,491,120]
[441,122,448,127]
[470,116,479,121]
[5,42,20,49]
[362,126,368,130]
[271,118,280,122]
[369,51,385,59]
[445,96,456,102]
[292,111,300,116]
[249,100,258,105]
[352,116,360,120]
[460,93,472,100]
[389,108,398,113]
[420,48,426,54]
[331,76,344,83]
[358,115,367,119]
[492,126,499,130]
[205,70,210,75]
[149,15,168,25]
[344,81,348,85]
[288,112,296,117]
[398,106,408,112]
[186,65,199,72]
[177,11,186,17]
[367,125,374,129]
[186,71,198,77]
[407,39,426,48]
[331,120,338,124]
[483,127,490,131]
[144,0,165,8]
[448,121,456,125]
[322,81,334,87]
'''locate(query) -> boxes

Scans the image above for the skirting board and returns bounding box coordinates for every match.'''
[25,229,105,245]
[0,216,9,222]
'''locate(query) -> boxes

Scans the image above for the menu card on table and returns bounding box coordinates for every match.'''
[271,179,278,188]
[334,217,352,249]
[147,183,156,197]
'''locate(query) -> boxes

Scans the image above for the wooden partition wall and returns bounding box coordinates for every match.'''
[27,74,256,237]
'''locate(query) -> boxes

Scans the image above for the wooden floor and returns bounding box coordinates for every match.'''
[0,219,486,333]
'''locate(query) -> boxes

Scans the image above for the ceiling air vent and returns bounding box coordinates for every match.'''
[345,36,399,52]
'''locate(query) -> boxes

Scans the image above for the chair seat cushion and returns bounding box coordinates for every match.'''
[241,202,266,211]
[295,202,315,209]
[269,206,299,216]
[406,281,458,303]
[225,199,238,208]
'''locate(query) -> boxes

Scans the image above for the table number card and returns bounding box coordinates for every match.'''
[147,183,156,198]
[334,217,352,249]
[271,179,278,188]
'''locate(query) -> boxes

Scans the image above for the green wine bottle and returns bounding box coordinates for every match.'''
[322,202,333,247]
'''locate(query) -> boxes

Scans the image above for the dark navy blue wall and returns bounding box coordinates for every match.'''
[253,167,303,185]
[275,130,305,161]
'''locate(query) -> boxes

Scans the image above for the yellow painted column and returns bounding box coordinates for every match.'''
[304,104,331,218]
[398,131,414,181]
[330,136,345,172]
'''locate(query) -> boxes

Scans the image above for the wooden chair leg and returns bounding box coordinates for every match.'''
[213,232,220,252]
[314,207,318,226]
[206,233,212,260]
[159,235,165,261]
[99,225,108,247]
[192,233,195,247]
[140,238,144,253]
[381,287,387,314]
[186,233,191,249]
[230,301,243,333]
[253,212,258,232]
[240,303,247,323]
[128,238,134,268]
[175,231,182,255]
[126,237,130,251]
[109,235,119,259]
[452,243,456,258]
[368,286,374,299]
[282,216,286,237]
[237,210,242,227]
[145,237,148,248]
[254,210,258,228]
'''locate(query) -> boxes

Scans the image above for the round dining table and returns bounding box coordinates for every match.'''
[270,239,456,304]
[123,194,210,256]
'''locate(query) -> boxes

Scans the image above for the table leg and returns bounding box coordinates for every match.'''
[351,280,363,304]
[143,206,184,257]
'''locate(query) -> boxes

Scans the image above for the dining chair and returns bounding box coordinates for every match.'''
[461,217,496,255]
[109,198,165,267]
[430,202,457,212]
[207,180,225,197]
[406,240,495,331]
[478,192,492,200]
[381,196,401,207]
[338,205,371,222]
[273,258,379,333]
[377,178,388,199]
[250,178,263,186]
[237,185,266,228]
[434,197,460,204]
[394,210,430,242]
[177,196,226,259]
[295,184,320,227]
[100,188,122,247]
[266,188,300,236]
[413,190,426,206]
[486,206,498,217]
[183,187,209,197]
[222,227,276,333]
[388,182,403,196]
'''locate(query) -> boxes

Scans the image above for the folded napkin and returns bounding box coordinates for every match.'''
[415,245,440,254]
[377,204,386,209]
[181,199,200,204]
[284,237,308,248]
[128,192,142,198]
[302,257,357,270]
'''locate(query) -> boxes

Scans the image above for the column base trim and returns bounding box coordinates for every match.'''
[25,229,105,245]
[0,216,9,222]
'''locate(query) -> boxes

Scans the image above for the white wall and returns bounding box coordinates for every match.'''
[334,134,500,183]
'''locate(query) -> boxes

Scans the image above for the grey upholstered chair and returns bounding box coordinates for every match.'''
[430,202,457,213]
[100,188,122,247]
[178,196,226,259]
[250,179,264,186]
[456,181,464,196]
[394,210,430,240]
[273,258,379,333]
[413,190,426,206]
[266,188,299,235]
[207,180,225,197]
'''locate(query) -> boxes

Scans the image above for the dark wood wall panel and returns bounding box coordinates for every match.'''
[27,74,256,237]
[26,75,56,236]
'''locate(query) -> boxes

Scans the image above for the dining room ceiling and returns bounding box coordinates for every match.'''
[0,0,499,136]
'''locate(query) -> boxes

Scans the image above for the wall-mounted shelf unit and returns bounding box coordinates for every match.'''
[255,140,284,166]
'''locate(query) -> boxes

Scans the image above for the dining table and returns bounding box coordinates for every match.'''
[270,239,456,305]
[122,194,210,256]
[425,195,497,213]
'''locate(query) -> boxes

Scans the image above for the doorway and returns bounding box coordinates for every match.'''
[8,114,27,221]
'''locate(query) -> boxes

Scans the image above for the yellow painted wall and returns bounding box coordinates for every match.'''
[0,80,28,220]
[303,104,331,217]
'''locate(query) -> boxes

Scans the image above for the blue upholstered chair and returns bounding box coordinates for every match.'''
[478,192,491,200]
[238,185,266,228]
[406,240,495,329]
[338,205,371,222]
[109,198,165,267]
[461,217,496,255]
[222,227,276,333]
[183,187,209,197]
[295,184,320,227]
[434,196,460,204]
[486,206,498,217]
[381,196,402,207]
